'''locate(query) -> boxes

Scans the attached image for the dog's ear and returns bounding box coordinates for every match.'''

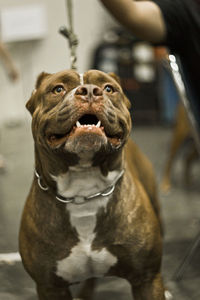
[108,72,131,109]
[26,90,37,115]
[124,95,131,109]
[108,72,121,85]
[35,72,50,89]
[26,72,50,115]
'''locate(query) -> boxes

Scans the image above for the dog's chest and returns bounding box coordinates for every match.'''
[54,168,119,283]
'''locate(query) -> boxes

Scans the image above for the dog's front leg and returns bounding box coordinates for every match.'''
[130,273,165,300]
[36,285,73,300]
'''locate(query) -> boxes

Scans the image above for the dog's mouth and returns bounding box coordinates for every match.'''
[76,114,101,129]
[47,113,123,149]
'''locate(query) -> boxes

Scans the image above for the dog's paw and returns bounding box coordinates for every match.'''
[165,290,173,300]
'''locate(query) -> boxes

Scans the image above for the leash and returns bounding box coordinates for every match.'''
[34,169,124,205]
[59,0,79,70]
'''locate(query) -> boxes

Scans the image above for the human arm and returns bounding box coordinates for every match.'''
[0,42,19,81]
[99,0,167,43]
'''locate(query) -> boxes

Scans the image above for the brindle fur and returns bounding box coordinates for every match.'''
[19,70,165,300]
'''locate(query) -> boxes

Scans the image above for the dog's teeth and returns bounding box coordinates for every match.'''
[76,122,101,129]
[96,120,101,128]
[76,121,81,127]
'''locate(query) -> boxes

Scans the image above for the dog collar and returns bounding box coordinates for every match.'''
[35,169,124,205]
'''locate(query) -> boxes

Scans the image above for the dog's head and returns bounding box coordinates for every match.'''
[27,69,131,170]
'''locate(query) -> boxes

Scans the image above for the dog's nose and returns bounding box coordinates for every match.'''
[75,84,103,101]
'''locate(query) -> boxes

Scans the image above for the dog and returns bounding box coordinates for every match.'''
[161,102,199,193]
[19,69,165,300]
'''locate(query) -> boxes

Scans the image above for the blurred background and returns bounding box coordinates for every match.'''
[0,0,199,299]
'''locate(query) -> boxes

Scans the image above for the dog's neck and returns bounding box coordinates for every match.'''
[51,165,123,202]
[34,144,125,195]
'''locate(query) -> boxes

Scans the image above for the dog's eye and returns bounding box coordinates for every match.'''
[104,85,114,94]
[52,85,65,94]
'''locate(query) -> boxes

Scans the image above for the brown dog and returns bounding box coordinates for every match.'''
[161,103,199,192]
[19,69,165,300]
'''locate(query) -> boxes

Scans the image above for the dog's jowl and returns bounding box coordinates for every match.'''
[19,69,165,299]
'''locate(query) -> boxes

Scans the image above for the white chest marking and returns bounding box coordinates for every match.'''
[54,168,119,283]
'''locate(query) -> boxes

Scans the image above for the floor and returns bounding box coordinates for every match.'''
[0,120,200,300]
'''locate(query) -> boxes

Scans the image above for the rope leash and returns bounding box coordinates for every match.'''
[59,0,79,70]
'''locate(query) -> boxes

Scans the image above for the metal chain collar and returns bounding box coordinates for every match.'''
[34,169,124,205]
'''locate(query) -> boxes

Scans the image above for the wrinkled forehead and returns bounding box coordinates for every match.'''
[43,69,120,88]
[83,70,119,86]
